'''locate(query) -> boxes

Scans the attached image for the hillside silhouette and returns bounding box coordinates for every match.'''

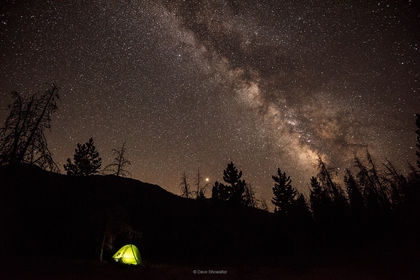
[0,164,280,264]
[1,164,420,280]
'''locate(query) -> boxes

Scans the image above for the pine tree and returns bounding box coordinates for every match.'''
[317,157,341,199]
[383,160,407,208]
[271,168,296,215]
[366,151,390,212]
[344,169,364,221]
[211,161,246,205]
[212,181,231,201]
[292,193,312,221]
[223,161,246,204]
[317,157,348,217]
[0,84,59,171]
[104,142,131,177]
[64,137,102,176]
[309,176,328,222]
[355,154,390,220]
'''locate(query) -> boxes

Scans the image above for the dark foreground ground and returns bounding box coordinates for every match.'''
[1,251,419,280]
[1,166,420,279]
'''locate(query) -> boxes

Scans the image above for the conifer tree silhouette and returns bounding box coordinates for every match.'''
[292,193,312,221]
[212,181,231,201]
[354,155,388,221]
[211,161,246,205]
[317,157,348,220]
[0,84,59,171]
[383,160,407,209]
[309,176,332,224]
[64,137,102,176]
[344,169,364,222]
[366,151,391,212]
[271,168,296,215]
[223,161,246,204]
[310,177,323,219]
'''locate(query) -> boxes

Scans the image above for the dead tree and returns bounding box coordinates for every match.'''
[104,142,131,177]
[195,168,202,199]
[0,84,59,171]
[180,172,191,198]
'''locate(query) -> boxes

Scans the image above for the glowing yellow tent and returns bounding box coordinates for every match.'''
[112,244,142,265]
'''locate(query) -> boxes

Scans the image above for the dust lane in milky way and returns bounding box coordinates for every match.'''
[0,0,418,200]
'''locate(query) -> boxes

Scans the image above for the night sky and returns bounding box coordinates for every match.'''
[1,0,419,200]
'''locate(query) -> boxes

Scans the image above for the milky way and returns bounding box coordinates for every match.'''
[0,0,419,200]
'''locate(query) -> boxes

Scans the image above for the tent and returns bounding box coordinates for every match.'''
[112,244,142,265]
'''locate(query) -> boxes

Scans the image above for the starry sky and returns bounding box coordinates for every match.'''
[0,0,419,200]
